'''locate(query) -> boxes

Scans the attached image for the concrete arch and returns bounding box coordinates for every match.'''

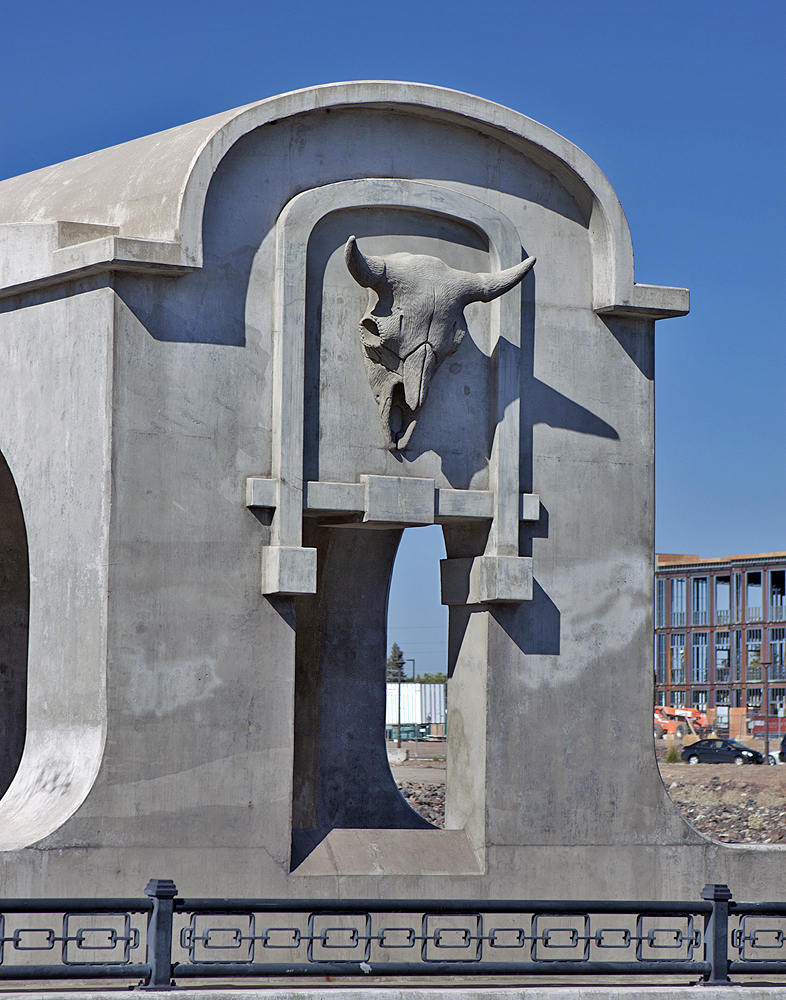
[0,83,686,316]
[0,289,112,852]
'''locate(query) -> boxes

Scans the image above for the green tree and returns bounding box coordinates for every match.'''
[386,642,405,682]
[419,671,447,683]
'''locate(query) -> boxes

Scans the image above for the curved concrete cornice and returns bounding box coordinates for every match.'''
[0,82,688,316]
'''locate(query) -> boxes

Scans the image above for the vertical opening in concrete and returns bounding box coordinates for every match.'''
[290,523,434,869]
[0,449,28,799]
[385,525,448,827]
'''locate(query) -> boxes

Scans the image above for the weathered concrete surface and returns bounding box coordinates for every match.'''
[0,82,780,902]
[0,281,113,849]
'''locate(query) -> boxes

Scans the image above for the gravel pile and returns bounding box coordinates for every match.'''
[666,775,786,845]
[397,782,446,827]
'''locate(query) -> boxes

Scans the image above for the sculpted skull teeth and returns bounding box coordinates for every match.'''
[345,235,535,451]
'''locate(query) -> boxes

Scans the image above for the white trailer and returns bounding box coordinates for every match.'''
[386,682,446,728]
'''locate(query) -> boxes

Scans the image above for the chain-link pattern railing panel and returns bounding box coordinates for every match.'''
[0,880,784,986]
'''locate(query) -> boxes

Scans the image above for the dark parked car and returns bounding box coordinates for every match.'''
[681,739,764,765]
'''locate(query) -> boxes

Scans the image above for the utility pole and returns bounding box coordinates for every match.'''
[404,659,416,754]
[763,660,771,761]
[396,678,401,749]
[396,658,416,750]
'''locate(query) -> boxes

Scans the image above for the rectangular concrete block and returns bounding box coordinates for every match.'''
[435,488,494,520]
[260,545,317,595]
[362,475,434,525]
[519,492,540,522]
[245,477,278,509]
[479,554,533,602]
[304,480,364,513]
[441,555,533,605]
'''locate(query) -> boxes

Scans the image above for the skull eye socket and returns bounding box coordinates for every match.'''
[361,316,379,338]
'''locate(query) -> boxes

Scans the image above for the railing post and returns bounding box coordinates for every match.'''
[701,883,732,984]
[144,878,178,989]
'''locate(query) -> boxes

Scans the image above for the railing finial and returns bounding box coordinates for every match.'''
[701,882,733,984]
[143,878,177,989]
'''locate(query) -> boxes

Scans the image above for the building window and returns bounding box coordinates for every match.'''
[670,690,686,708]
[769,687,786,719]
[692,689,709,710]
[746,572,763,622]
[715,575,731,625]
[715,631,730,683]
[691,632,709,684]
[747,628,762,681]
[771,628,786,682]
[732,629,742,682]
[671,578,686,627]
[715,689,730,706]
[733,573,742,622]
[655,690,667,706]
[656,578,668,627]
[770,570,785,622]
[734,689,743,708]
[691,577,708,625]
[747,688,762,709]
[655,634,668,685]
[670,633,686,685]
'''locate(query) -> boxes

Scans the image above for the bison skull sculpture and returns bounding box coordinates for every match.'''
[345,236,536,451]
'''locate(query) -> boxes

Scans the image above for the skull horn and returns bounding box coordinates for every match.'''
[462,256,536,303]
[345,236,386,288]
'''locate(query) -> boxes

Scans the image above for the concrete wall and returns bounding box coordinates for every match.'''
[0,83,780,902]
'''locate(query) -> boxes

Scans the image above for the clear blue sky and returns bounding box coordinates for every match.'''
[2,1,783,675]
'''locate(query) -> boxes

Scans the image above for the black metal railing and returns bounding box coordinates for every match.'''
[0,879,783,987]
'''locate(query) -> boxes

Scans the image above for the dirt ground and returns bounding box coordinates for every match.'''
[391,740,786,843]
[657,740,786,843]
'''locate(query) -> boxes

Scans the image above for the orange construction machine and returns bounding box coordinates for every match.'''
[653,706,711,740]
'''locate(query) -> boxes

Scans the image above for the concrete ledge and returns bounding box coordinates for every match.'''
[305,480,365,513]
[362,475,435,525]
[0,225,196,299]
[595,282,690,319]
[291,828,483,875]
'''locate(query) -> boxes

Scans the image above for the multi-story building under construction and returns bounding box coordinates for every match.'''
[655,552,786,736]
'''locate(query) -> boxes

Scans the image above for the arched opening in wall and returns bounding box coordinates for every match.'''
[290,522,447,868]
[654,611,786,843]
[0,449,29,799]
[385,525,448,827]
